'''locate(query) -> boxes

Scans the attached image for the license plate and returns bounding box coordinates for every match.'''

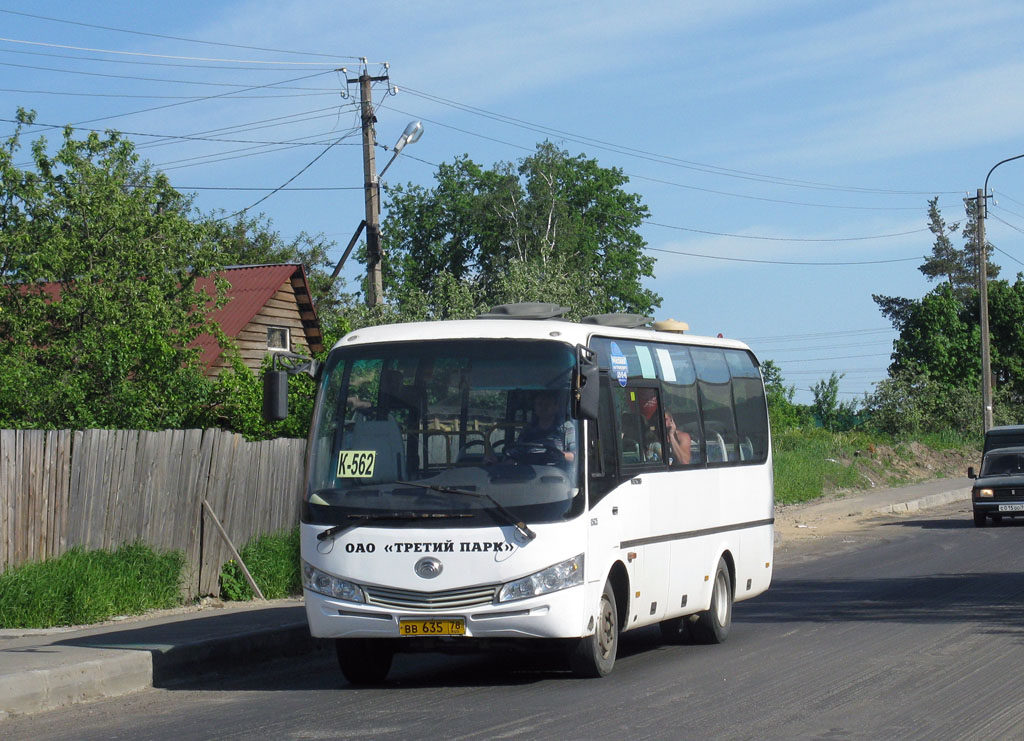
[399,618,465,636]
[998,504,1024,512]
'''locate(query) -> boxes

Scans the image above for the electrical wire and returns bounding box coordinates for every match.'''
[750,328,893,343]
[0,58,340,89]
[0,44,337,71]
[400,86,963,197]
[643,245,922,266]
[216,129,359,220]
[17,68,342,132]
[773,353,893,363]
[0,10,361,60]
[379,102,921,213]
[0,86,338,100]
[644,220,928,243]
[0,115,356,147]
[0,36,349,66]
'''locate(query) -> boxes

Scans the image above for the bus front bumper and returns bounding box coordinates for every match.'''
[304,583,590,641]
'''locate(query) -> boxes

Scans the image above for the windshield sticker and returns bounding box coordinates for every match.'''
[635,345,656,379]
[656,348,676,383]
[610,341,629,387]
[336,450,376,478]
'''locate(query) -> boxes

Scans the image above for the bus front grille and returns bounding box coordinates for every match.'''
[363,584,498,610]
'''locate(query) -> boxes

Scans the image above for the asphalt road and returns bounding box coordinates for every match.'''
[8,500,1024,740]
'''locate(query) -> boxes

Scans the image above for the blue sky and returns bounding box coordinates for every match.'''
[3,1,1024,404]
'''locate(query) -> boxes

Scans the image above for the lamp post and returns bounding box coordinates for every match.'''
[978,153,1024,431]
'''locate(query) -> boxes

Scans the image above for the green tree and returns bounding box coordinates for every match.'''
[0,109,229,429]
[379,141,661,319]
[760,359,810,431]
[810,372,859,431]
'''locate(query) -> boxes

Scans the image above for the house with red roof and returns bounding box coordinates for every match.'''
[193,264,325,375]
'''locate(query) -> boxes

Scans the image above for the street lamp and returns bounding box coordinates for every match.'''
[379,120,424,178]
[977,153,1024,431]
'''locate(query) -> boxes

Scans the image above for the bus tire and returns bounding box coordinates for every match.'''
[690,558,732,645]
[336,638,394,684]
[570,580,618,677]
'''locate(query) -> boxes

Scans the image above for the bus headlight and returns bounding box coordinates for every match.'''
[498,554,584,603]
[302,561,365,603]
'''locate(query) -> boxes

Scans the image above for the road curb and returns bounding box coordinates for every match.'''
[0,618,325,718]
[874,488,970,514]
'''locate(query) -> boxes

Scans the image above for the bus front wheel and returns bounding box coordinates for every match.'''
[690,558,732,645]
[336,638,394,685]
[570,579,618,677]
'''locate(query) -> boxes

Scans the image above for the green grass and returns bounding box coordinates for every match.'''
[773,428,867,504]
[220,527,300,601]
[772,427,979,505]
[0,542,184,629]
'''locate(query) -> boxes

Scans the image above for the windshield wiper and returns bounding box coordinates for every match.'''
[395,480,537,541]
[317,512,472,542]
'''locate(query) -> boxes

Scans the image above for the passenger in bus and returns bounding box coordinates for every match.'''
[517,390,576,462]
[664,412,692,465]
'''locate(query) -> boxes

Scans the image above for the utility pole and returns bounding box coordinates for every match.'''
[350,67,389,307]
[976,188,993,431]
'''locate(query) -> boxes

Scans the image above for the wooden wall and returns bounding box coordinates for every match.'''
[0,428,306,598]
[208,277,322,376]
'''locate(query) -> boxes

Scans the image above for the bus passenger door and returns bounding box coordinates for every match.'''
[611,385,670,626]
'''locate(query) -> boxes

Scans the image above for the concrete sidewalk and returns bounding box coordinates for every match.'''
[0,477,972,720]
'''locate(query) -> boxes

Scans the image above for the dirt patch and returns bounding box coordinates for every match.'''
[834,442,976,491]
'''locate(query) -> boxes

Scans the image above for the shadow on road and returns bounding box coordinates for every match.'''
[739,570,1024,632]
[883,515,1024,530]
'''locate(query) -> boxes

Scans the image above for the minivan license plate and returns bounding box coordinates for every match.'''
[399,618,465,636]
[998,503,1024,512]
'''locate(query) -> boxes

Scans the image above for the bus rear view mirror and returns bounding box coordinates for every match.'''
[263,369,289,421]
[576,345,600,420]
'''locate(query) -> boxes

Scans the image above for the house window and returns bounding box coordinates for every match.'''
[267,327,290,351]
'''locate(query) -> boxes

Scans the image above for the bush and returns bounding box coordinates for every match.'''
[0,542,184,629]
[220,527,301,600]
[864,371,980,437]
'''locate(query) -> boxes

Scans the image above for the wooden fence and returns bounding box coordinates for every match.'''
[0,428,306,597]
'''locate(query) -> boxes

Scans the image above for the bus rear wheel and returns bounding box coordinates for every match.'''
[570,580,618,677]
[336,638,394,685]
[690,558,732,645]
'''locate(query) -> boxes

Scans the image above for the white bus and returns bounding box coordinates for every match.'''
[265,303,773,681]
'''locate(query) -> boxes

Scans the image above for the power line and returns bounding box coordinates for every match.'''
[774,352,893,363]
[0,115,358,147]
[644,220,928,243]
[0,35,347,66]
[0,44,338,71]
[380,102,921,213]
[0,86,337,100]
[217,129,359,220]
[750,327,892,342]
[16,68,341,132]
[0,9,360,60]
[644,244,922,267]
[0,58,340,89]
[400,86,962,197]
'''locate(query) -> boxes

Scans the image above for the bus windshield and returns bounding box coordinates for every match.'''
[306,339,582,528]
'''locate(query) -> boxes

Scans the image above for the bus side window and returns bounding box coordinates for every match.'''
[661,346,703,466]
